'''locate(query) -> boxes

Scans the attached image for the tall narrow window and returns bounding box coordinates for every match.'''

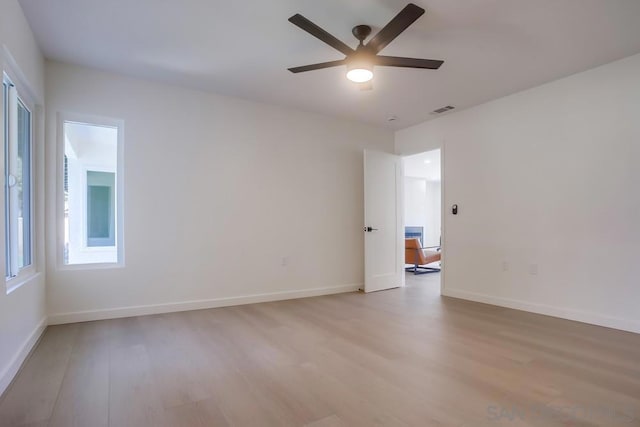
[63,120,121,265]
[4,74,32,280]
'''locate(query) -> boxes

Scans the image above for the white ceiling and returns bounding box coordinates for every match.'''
[64,121,117,166]
[19,0,640,129]
[403,149,440,181]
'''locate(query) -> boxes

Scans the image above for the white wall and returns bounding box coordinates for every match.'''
[396,53,640,333]
[0,0,47,395]
[404,178,441,248]
[404,177,428,242]
[425,181,441,247]
[45,61,394,323]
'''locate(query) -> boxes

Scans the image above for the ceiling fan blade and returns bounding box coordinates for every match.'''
[289,14,354,56]
[288,59,346,73]
[366,3,425,54]
[375,56,443,69]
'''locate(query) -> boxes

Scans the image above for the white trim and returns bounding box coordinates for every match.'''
[403,175,441,182]
[57,261,124,271]
[6,270,39,294]
[439,143,446,295]
[0,316,47,397]
[1,45,40,106]
[443,288,640,334]
[399,163,406,289]
[398,156,405,288]
[48,283,361,325]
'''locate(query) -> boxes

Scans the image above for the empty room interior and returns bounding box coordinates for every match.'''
[1,0,640,426]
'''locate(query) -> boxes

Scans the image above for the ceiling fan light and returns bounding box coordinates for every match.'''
[346,67,373,83]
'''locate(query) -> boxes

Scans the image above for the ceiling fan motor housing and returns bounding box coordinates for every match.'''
[352,25,372,44]
[347,49,376,71]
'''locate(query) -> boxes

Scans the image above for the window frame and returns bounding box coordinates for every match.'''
[3,71,36,290]
[57,112,125,270]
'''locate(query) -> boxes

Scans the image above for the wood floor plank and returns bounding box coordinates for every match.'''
[108,340,166,427]
[0,324,79,427]
[162,398,230,427]
[1,273,639,426]
[138,313,217,409]
[304,414,345,427]
[47,321,110,427]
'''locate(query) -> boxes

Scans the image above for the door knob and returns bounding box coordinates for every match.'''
[364,226,378,232]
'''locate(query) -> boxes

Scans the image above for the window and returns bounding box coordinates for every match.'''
[3,74,33,280]
[62,119,123,266]
[86,171,115,247]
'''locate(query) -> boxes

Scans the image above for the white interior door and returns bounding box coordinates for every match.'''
[364,150,403,293]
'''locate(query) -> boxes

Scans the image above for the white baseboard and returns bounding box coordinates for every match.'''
[48,284,361,325]
[0,317,47,397]
[443,288,640,334]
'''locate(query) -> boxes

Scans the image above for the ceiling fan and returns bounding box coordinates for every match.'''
[287,3,443,88]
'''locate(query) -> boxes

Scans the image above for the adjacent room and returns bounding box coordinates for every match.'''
[403,149,441,280]
[1,0,639,426]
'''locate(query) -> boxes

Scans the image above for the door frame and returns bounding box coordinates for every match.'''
[400,145,446,295]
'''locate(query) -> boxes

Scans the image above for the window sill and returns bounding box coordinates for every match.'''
[58,262,125,272]
[6,271,41,295]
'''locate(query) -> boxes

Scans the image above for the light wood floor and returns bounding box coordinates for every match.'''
[1,274,640,427]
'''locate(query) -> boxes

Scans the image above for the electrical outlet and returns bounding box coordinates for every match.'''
[502,261,510,272]
[528,263,538,276]
[281,256,289,267]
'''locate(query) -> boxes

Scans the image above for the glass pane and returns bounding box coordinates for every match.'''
[3,84,32,277]
[88,186,111,238]
[3,82,9,277]
[64,121,118,264]
[17,100,31,268]
[87,171,115,246]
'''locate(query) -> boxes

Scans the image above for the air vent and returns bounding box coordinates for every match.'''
[430,105,455,115]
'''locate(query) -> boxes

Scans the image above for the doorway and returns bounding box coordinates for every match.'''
[402,149,442,295]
